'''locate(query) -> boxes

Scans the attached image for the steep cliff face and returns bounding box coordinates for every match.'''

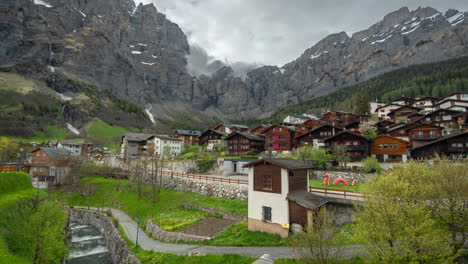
[1,2,467,124]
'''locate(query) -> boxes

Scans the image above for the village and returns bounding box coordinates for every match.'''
[0,93,467,264]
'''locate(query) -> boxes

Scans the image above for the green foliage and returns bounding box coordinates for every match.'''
[310,148,333,169]
[196,158,216,173]
[105,90,146,117]
[331,145,350,167]
[175,152,195,161]
[182,145,199,154]
[86,119,127,141]
[274,257,365,264]
[351,93,370,115]
[137,249,255,264]
[359,123,377,139]
[0,172,32,195]
[361,157,383,173]
[277,153,298,160]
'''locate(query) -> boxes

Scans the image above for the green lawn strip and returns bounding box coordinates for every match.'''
[86,119,127,141]
[309,179,365,192]
[4,124,68,143]
[67,177,247,231]
[274,257,365,264]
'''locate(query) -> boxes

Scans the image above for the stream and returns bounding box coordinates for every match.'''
[66,222,112,264]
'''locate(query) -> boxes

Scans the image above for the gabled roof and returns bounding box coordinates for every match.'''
[323,131,370,142]
[243,158,315,169]
[33,147,73,161]
[47,140,59,146]
[286,115,311,119]
[415,96,438,102]
[58,139,86,146]
[406,123,443,131]
[414,108,463,122]
[295,124,343,140]
[386,122,418,133]
[412,132,468,151]
[407,112,423,117]
[372,135,409,144]
[343,120,360,128]
[152,135,182,141]
[388,105,422,114]
[262,124,297,133]
[391,96,415,103]
[375,103,402,112]
[124,132,155,141]
[225,131,265,141]
[175,129,201,137]
[200,129,227,137]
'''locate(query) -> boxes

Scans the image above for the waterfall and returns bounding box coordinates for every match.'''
[48,42,56,89]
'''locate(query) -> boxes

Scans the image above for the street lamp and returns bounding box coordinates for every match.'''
[135,216,141,249]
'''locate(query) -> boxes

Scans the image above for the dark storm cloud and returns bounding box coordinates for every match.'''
[137,0,467,66]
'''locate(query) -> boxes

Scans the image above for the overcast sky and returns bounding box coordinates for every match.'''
[137,0,467,67]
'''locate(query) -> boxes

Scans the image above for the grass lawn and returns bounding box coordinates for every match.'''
[86,119,128,141]
[64,176,247,232]
[5,125,68,143]
[274,257,365,264]
[309,179,365,192]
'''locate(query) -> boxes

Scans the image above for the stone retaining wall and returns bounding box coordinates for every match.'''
[69,209,140,264]
[312,170,373,183]
[184,203,247,221]
[146,220,210,241]
[159,174,248,200]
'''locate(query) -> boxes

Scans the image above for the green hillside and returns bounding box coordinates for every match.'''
[234,56,468,125]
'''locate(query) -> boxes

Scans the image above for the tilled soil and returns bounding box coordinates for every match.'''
[174,217,238,237]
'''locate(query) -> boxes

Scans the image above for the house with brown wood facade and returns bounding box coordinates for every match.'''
[387,106,422,122]
[370,135,409,163]
[174,129,201,146]
[391,96,416,106]
[295,125,343,148]
[213,124,249,134]
[120,133,155,157]
[250,124,270,135]
[416,109,462,132]
[263,125,300,153]
[245,158,354,238]
[199,129,227,151]
[302,119,328,129]
[406,124,443,148]
[323,131,370,161]
[375,104,401,119]
[411,132,468,160]
[225,132,265,155]
[29,147,76,185]
[321,112,359,127]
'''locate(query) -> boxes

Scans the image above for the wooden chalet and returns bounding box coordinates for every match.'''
[295,124,343,147]
[225,132,265,155]
[198,129,227,148]
[411,132,468,160]
[413,97,438,112]
[387,106,422,122]
[323,131,370,161]
[391,96,416,106]
[407,112,424,123]
[250,124,270,135]
[416,109,462,128]
[375,104,401,119]
[120,133,155,157]
[456,112,468,132]
[407,124,443,148]
[343,120,360,133]
[174,129,201,146]
[294,124,312,134]
[375,120,395,133]
[263,125,301,152]
[302,119,328,129]
[370,135,409,163]
[213,124,249,134]
[321,112,359,127]
[29,147,76,185]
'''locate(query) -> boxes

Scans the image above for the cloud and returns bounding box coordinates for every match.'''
[137,0,467,66]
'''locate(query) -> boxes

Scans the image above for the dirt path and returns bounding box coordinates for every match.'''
[174,217,238,237]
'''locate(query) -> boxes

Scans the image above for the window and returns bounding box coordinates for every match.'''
[262,206,272,222]
[400,130,405,134]
[378,144,383,149]
[426,117,431,121]
[280,143,287,148]
[279,135,287,140]
[443,115,451,121]
[263,175,272,190]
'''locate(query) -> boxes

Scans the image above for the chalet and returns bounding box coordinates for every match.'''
[370,135,409,163]
[434,99,468,112]
[386,123,418,141]
[387,106,422,122]
[370,101,385,114]
[302,119,328,129]
[250,124,270,135]
[244,158,354,238]
[174,129,201,147]
[225,132,265,156]
[321,112,359,127]
[443,92,468,102]
[416,109,462,130]
[147,135,183,156]
[55,140,93,156]
[213,124,249,134]
[120,133,155,157]
[456,112,468,132]
[374,120,395,133]
[295,125,343,148]
[263,125,300,153]
[29,147,76,185]
[412,97,438,113]
[199,129,227,151]
[407,112,424,123]
[411,132,468,160]
[343,120,360,133]
[407,124,443,148]
[244,158,313,237]
[294,124,312,134]
[283,115,311,125]
[391,96,416,106]
[323,131,370,161]
[375,104,401,119]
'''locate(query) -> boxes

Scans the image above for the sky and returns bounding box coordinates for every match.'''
[136,0,467,67]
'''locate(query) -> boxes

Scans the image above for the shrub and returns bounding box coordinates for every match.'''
[196,158,216,173]
[276,154,298,160]
[362,157,383,173]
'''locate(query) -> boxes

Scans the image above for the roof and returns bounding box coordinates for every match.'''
[176,129,201,137]
[415,96,439,102]
[48,140,59,146]
[375,103,402,112]
[295,124,343,140]
[222,124,249,129]
[286,115,311,119]
[323,131,370,142]
[414,108,463,122]
[372,135,409,144]
[152,135,182,141]
[124,132,155,141]
[33,147,74,161]
[225,131,265,141]
[58,139,85,146]
[386,122,418,133]
[243,158,315,169]
[287,191,354,210]
[262,124,297,133]
[391,96,415,102]
[200,129,227,137]
[412,132,468,151]
[387,105,423,114]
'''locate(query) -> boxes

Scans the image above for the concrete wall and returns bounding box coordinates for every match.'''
[312,170,373,183]
[223,159,255,175]
[248,167,289,236]
[325,203,356,226]
[69,209,140,264]
[146,220,210,241]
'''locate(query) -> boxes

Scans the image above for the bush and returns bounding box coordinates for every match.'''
[182,145,199,154]
[362,157,383,173]
[196,158,216,173]
[240,155,259,160]
[276,154,298,160]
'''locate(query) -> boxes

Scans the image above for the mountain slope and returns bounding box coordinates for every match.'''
[0,2,467,127]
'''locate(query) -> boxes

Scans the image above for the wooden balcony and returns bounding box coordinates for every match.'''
[447,147,468,152]
[410,134,441,140]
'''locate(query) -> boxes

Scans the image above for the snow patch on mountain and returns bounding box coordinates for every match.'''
[56,92,72,101]
[67,123,80,135]
[141,62,155,66]
[33,0,52,8]
[131,51,142,54]
[310,51,328,60]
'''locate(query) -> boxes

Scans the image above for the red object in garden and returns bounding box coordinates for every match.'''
[352,179,357,186]
[323,173,330,186]
[333,177,349,186]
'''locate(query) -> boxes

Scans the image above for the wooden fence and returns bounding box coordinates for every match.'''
[308,187,365,200]
[157,170,248,185]
[0,165,17,173]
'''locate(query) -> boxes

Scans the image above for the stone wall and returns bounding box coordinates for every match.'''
[159,173,248,200]
[160,159,223,175]
[69,209,140,264]
[312,170,374,183]
[146,220,210,241]
[184,203,247,221]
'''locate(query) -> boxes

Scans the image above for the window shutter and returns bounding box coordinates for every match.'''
[272,172,282,194]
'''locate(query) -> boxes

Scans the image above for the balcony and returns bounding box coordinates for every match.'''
[447,146,468,152]
[410,134,441,140]
[325,144,367,151]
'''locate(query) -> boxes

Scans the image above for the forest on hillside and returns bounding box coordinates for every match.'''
[237,56,468,125]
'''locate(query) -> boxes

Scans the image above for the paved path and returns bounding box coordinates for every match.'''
[73,206,362,260]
